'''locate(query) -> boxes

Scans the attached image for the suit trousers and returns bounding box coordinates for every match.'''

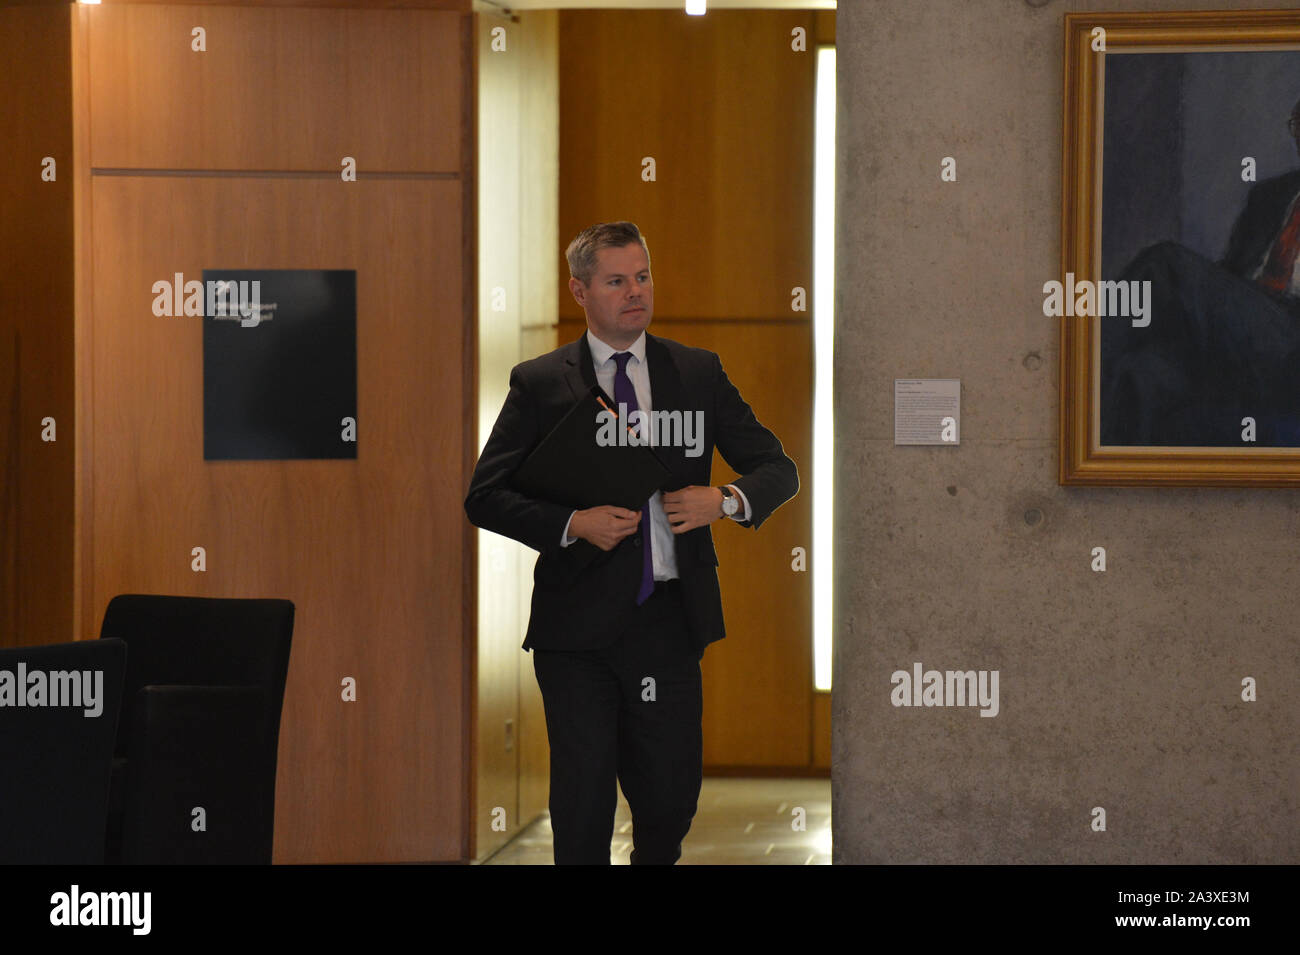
[531,577,703,865]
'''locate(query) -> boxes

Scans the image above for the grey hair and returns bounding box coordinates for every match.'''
[565,221,651,286]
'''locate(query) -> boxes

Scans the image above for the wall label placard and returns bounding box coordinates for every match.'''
[894,379,960,445]
[203,269,357,461]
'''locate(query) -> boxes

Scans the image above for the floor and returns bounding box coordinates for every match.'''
[480,776,831,865]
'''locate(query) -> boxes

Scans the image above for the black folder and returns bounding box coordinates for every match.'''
[511,386,673,511]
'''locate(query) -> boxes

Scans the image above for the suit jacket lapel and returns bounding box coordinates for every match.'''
[564,329,597,401]
[645,332,689,485]
[645,332,683,419]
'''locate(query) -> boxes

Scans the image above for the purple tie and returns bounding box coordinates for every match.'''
[612,351,655,605]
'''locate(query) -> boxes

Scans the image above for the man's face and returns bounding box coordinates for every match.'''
[570,242,654,347]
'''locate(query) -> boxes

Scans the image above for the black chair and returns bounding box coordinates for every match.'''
[98,595,294,864]
[0,638,127,864]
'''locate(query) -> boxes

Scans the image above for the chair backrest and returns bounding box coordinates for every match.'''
[0,638,127,863]
[122,684,271,863]
[98,595,294,777]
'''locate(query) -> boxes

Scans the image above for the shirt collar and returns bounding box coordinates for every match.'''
[587,328,646,368]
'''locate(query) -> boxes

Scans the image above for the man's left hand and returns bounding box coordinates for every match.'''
[661,486,724,533]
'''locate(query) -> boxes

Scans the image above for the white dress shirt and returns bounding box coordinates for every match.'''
[559,329,752,579]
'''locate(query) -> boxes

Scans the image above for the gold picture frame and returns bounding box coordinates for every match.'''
[1060,10,1300,485]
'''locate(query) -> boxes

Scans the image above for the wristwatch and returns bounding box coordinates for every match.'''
[719,485,740,517]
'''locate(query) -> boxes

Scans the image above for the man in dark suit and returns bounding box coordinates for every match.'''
[464,221,798,864]
[1101,98,1300,446]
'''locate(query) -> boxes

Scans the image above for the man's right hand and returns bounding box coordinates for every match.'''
[570,506,641,552]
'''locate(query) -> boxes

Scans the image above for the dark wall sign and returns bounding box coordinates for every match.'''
[203,269,357,461]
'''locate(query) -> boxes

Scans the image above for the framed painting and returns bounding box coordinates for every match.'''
[1060,10,1300,485]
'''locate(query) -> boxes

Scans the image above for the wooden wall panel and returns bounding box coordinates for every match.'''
[691,319,814,769]
[86,5,463,173]
[0,321,14,644]
[88,176,465,861]
[474,8,558,859]
[72,1,466,8]
[518,10,559,336]
[517,322,556,824]
[0,4,74,649]
[508,11,559,841]
[4,1,464,7]
[67,2,475,862]
[558,10,818,323]
[0,2,473,859]
[474,4,521,863]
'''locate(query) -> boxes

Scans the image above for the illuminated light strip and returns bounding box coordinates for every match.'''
[813,46,836,693]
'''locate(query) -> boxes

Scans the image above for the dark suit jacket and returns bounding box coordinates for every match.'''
[464,330,799,656]
[1222,168,1300,279]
